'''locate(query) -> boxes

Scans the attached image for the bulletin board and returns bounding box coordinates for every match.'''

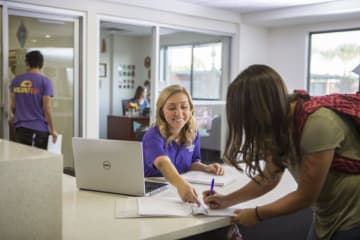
[118,64,135,89]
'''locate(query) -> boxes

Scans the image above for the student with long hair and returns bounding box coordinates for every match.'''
[203,65,360,240]
[131,85,149,114]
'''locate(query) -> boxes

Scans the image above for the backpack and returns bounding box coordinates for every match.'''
[293,90,360,174]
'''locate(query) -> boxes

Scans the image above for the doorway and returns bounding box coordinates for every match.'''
[99,21,153,140]
[4,9,81,169]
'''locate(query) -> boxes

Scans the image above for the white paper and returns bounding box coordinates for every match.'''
[134,197,236,217]
[138,197,193,217]
[47,134,62,154]
[147,170,236,186]
[115,197,236,219]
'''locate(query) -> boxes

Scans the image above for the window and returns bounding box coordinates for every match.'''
[308,29,360,95]
[163,45,192,91]
[160,42,223,100]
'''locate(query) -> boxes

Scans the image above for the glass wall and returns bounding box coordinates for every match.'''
[159,29,230,100]
[0,7,3,138]
[159,28,231,162]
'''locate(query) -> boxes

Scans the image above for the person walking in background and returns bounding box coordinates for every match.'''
[142,84,224,205]
[10,50,58,150]
[203,64,360,240]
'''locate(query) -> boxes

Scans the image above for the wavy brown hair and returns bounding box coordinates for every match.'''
[133,86,145,100]
[225,65,293,179]
[155,85,197,146]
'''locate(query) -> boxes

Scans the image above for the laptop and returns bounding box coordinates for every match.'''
[72,137,168,196]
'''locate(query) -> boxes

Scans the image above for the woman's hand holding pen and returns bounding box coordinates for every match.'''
[203,179,231,209]
[202,190,231,209]
[203,181,260,227]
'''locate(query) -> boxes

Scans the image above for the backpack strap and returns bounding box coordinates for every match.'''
[293,90,360,173]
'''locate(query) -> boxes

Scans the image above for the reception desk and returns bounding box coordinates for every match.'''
[0,139,63,240]
[62,164,311,240]
[107,115,149,141]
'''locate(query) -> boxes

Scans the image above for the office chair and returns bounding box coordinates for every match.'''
[121,99,131,116]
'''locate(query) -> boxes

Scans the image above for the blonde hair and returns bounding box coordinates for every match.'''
[155,85,197,146]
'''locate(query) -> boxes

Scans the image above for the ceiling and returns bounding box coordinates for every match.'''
[175,0,339,13]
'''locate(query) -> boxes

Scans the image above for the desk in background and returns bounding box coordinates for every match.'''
[107,115,149,141]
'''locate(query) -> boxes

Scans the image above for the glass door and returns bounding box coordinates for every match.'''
[7,11,80,169]
[0,7,3,139]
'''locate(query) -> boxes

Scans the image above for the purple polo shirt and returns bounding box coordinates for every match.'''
[142,126,201,177]
[10,72,54,132]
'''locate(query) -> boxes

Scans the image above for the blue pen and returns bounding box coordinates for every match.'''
[210,177,215,195]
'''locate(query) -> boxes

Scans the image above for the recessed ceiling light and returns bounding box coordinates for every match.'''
[45,34,51,38]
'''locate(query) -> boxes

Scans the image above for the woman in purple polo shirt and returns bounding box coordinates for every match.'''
[142,84,224,204]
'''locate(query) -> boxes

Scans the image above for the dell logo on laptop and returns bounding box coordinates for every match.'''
[103,161,111,170]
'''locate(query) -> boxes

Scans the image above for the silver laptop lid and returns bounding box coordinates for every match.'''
[72,137,149,196]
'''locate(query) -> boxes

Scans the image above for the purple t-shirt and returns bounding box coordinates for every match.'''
[10,72,54,132]
[142,126,201,177]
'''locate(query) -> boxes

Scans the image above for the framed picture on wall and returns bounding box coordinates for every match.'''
[99,63,107,77]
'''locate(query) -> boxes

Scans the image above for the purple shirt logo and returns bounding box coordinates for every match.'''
[186,144,195,152]
[13,80,40,95]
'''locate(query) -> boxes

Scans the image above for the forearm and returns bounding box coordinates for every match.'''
[44,111,55,132]
[43,97,56,132]
[155,157,187,188]
[255,150,334,221]
[256,189,312,221]
[225,174,278,206]
[189,161,208,172]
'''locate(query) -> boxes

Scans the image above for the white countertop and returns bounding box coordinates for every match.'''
[62,164,297,240]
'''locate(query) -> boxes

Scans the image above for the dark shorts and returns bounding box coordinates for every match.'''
[15,127,49,150]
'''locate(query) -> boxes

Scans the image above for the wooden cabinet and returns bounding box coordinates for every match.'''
[107,115,149,141]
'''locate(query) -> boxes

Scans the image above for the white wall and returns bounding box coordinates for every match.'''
[111,34,151,115]
[238,24,269,71]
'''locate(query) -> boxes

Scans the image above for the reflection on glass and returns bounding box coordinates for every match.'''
[195,104,225,163]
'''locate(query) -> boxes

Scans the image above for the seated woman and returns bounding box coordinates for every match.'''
[142,84,224,205]
[130,86,149,115]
